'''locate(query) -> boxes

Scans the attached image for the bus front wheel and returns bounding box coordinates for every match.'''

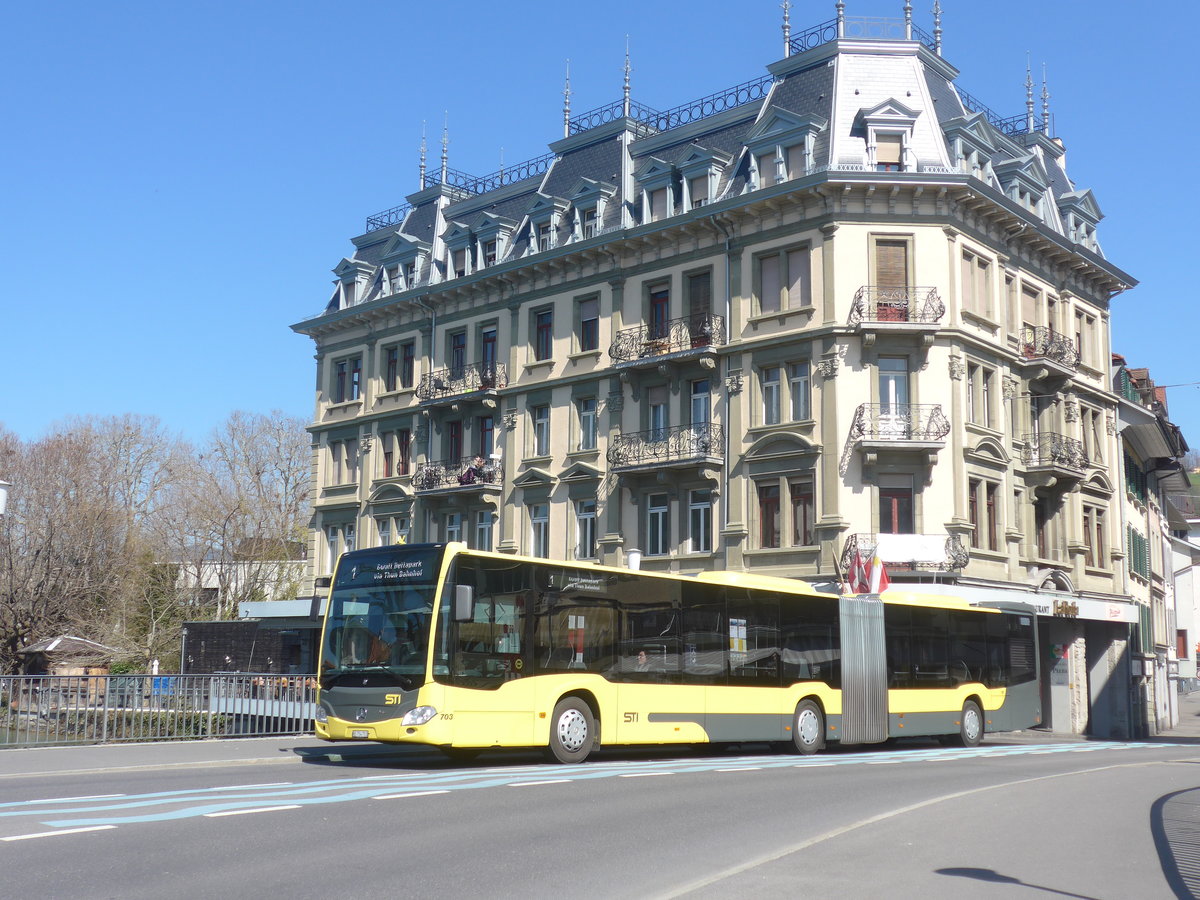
[547,697,596,764]
[957,700,984,748]
[790,700,825,755]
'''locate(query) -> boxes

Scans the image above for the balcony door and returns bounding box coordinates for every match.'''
[879,474,914,534]
[878,357,910,437]
[690,379,711,454]
[480,327,497,386]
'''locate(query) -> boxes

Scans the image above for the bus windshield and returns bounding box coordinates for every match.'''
[321,546,445,690]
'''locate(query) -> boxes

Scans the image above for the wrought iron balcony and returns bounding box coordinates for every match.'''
[841,532,968,576]
[609,314,725,365]
[607,423,724,470]
[1018,326,1079,374]
[848,286,944,327]
[849,404,950,443]
[416,362,507,403]
[1020,432,1087,473]
[412,455,503,493]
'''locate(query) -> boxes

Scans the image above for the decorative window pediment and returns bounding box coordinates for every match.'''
[561,461,604,482]
[512,467,556,489]
[965,435,1011,468]
[523,193,570,254]
[379,231,431,263]
[1059,189,1103,250]
[853,99,921,173]
[442,221,474,251]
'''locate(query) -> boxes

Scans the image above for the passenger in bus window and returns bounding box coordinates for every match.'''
[636,650,650,672]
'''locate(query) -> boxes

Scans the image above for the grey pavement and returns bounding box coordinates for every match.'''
[3,691,1200,779]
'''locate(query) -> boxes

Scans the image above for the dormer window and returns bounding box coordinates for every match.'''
[404,260,417,286]
[634,156,676,226]
[537,221,553,252]
[745,110,828,191]
[452,248,468,278]
[482,239,497,267]
[582,208,598,238]
[648,186,670,222]
[689,175,709,208]
[566,178,616,242]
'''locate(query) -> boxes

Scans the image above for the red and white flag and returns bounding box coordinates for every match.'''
[846,550,870,594]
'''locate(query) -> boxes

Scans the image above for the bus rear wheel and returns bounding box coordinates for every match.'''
[547,697,596,764]
[956,700,984,748]
[790,700,825,755]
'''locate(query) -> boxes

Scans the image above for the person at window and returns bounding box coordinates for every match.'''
[636,650,650,672]
[459,455,485,485]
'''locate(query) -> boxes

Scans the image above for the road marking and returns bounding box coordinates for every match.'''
[28,794,125,804]
[508,779,572,787]
[716,767,761,772]
[209,783,292,791]
[3,825,116,841]
[619,772,674,778]
[203,805,301,818]
[372,790,450,800]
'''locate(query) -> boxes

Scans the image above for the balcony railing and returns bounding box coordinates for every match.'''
[1019,326,1080,372]
[416,362,507,402]
[412,455,503,492]
[848,286,944,327]
[609,313,725,364]
[841,532,968,575]
[1021,432,1087,472]
[850,404,950,442]
[607,423,724,469]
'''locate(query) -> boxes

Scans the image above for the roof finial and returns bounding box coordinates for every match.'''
[622,36,631,118]
[1041,62,1051,136]
[563,59,572,138]
[782,0,792,57]
[932,1,943,55]
[440,112,449,182]
[836,1,845,38]
[904,1,913,40]
[419,121,427,189]
[1025,55,1035,134]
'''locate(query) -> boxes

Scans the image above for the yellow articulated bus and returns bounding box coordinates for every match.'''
[314,543,1040,762]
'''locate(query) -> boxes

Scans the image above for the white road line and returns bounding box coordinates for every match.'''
[28,794,126,804]
[3,825,116,842]
[372,790,450,800]
[508,779,572,787]
[619,772,675,778]
[716,767,762,772]
[793,762,836,767]
[210,783,292,791]
[203,805,301,818]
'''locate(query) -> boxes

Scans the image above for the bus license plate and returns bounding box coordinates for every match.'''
[352,730,369,739]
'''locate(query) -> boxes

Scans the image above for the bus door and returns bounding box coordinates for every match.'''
[446,588,537,748]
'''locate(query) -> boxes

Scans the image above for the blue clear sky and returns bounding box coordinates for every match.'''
[3,1,1196,445]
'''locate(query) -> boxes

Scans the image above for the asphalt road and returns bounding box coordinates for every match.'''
[3,734,1200,899]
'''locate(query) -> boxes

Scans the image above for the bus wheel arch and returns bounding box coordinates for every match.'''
[957,696,984,747]
[546,692,599,764]
[790,697,826,755]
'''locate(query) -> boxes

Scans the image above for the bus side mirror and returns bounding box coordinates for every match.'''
[454,585,474,622]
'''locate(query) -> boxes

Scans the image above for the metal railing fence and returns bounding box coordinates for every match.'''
[0,674,316,749]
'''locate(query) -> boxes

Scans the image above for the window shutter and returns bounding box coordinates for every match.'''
[877,133,902,166]
[875,240,908,289]
[787,249,810,307]
[759,254,781,313]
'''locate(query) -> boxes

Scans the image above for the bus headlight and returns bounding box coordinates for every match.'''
[314,706,328,724]
[402,706,437,726]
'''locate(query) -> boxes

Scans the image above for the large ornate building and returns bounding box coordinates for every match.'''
[293,5,1146,735]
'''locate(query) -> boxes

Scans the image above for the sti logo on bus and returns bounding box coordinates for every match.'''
[385,694,404,705]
